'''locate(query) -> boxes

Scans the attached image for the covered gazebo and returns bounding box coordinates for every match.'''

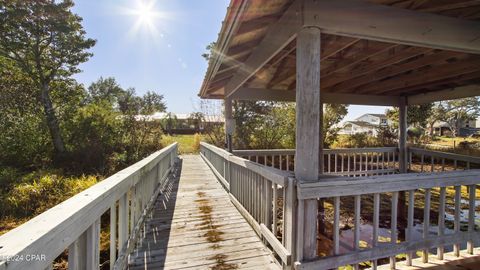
[199,0,480,269]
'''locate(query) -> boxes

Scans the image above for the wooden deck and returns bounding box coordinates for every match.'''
[127,155,279,270]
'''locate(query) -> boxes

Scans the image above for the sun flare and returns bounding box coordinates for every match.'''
[117,0,174,42]
[134,1,156,25]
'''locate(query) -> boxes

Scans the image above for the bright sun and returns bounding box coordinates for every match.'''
[135,1,156,24]
[119,0,171,40]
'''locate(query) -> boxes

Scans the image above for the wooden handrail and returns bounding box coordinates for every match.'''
[0,143,178,270]
[409,147,480,164]
[233,147,398,156]
[297,169,480,199]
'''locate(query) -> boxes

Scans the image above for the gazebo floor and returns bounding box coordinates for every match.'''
[127,155,279,270]
[376,251,480,270]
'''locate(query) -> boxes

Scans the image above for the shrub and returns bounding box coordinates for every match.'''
[2,173,98,218]
[333,133,378,148]
[193,133,201,153]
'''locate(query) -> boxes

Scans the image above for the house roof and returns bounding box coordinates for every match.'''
[366,114,387,118]
[135,112,225,122]
[345,121,377,128]
[198,0,480,106]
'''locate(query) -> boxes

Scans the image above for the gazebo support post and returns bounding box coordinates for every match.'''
[224,97,234,152]
[398,96,408,225]
[295,26,322,261]
[399,96,408,173]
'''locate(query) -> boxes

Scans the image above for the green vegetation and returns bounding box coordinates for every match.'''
[0,2,168,255]
[161,134,203,154]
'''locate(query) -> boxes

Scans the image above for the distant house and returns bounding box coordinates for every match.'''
[135,112,224,134]
[339,114,390,136]
[433,118,480,137]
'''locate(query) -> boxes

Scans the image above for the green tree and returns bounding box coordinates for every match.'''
[438,98,480,137]
[0,57,50,167]
[323,104,348,148]
[0,0,96,157]
[201,42,216,61]
[386,104,433,129]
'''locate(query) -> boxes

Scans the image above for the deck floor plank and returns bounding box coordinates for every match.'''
[128,155,279,270]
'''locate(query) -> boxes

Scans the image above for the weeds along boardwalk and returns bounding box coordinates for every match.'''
[128,155,279,270]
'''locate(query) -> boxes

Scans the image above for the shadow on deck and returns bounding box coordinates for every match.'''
[127,155,279,270]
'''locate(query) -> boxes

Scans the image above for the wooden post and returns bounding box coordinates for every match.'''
[224,97,234,152]
[399,97,408,173]
[295,26,321,260]
[398,97,407,225]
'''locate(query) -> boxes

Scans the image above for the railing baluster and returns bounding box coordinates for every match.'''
[119,193,128,253]
[130,187,135,233]
[354,195,361,270]
[390,192,398,269]
[454,185,461,257]
[406,190,415,266]
[272,184,278,236]
[333,196,340,256]
[286,155,290,171]
[354,153,357,173]
[86,218,100,270]
[328,153,331,173]
[348,154,351,173]
[373,193,380,270]
[335,154,338,173]
[68,232,86,270]
[438,187,446,260]
[468,184,476,254]
[110,204,117,269]
[423,188,431,263]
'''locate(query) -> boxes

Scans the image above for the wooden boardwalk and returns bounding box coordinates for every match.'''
[128,155,279,270]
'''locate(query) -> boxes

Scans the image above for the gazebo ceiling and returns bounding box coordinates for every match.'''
[199,0,480,105]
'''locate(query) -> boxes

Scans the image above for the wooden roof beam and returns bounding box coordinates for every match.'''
[321,46,432,89]
[303,0,480,54]
[224,1,302,98]
[408,84,480,105]
[331,50,464,93]
[230,87,400,106]
[354,57,480,94]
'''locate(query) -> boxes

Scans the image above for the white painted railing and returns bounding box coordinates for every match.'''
[200,142,294,267]
[295,170,480,270]
[233,147,399,176]
[409,147,480,172]
[0,143,178,270]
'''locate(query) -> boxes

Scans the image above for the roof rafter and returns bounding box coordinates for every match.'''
[304,0,480,54]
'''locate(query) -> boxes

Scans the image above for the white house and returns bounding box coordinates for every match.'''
[339,114,390,136]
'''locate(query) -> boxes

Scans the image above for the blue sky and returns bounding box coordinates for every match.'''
[72,0,388,121]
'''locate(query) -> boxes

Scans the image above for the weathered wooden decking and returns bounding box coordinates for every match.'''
[128,155,279,270]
